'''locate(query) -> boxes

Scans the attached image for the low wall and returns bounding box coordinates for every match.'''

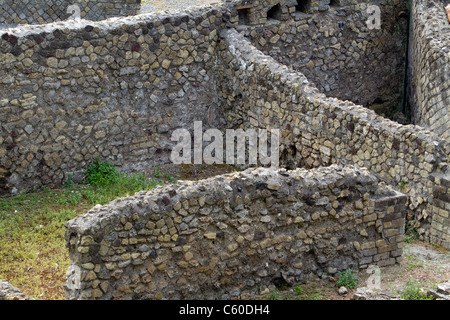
[216,28,449,248]
[0,0,141,25]
[64,165,406,300]
[0,6,226,195]
[410,0,450,142]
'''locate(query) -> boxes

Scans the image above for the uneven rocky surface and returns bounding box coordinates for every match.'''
[0,279,33,300]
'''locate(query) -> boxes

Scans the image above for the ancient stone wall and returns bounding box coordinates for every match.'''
[410,0,450,143]
[0,0,141,25]
[228,0,408,118]
[429,171,450,249]
[0,3,448,299]
[64,165,406,300]
[216,28,449,248]
[0,6,226,195]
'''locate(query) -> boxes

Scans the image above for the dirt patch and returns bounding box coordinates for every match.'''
[375,240,450,295]
[252,240,449,300]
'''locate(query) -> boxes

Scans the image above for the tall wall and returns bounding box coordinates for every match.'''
[0,0,142,25]
[226,0,408,119]
[64,165,406,300]
[0,0,410,193]
[410,0,450,143]
[216,28,449,248]
[407,0,450,248]
[56,0,450,299]
[0,7,226,195]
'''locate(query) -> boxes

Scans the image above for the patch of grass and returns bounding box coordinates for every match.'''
[405,255,424,270]
[292,285,323,300]
[63,173,75,188]
[0,193,81,300]
[336,269,359,289]
[266,285,324,300]
[268,289,283,300]
[84,157,120,187]
[404,226,420,243]
[0,160,177,299]
[400,280,433,300]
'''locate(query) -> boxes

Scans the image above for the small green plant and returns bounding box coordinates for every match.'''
[268,289,283,300]
[294,285,304,294]
[405,226,420,243]
[63,173,75,188]
[164,172,178,184]
[336,269,359,289]
[400,280,433,300]
[67,191,82,205]
[57,190,83,205]
[405,255,424,270]
[84,157,120,187]
[154,166,162,178]
[398,178,408,191]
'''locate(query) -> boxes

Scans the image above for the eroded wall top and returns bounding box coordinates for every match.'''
[65,165,406,299]
[0,0,141,25]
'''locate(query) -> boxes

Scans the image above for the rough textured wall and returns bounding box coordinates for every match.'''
[429,171,450,249]
[227,0,408,118]
[410,0,450,143]
[64,165,406,300]
[216,28,449,247]
[0,7,226,195]
[0,0,141,25]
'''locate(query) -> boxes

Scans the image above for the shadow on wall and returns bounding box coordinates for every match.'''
[236,0,410,122]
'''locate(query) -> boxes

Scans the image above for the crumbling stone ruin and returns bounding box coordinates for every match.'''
[0,0,448,299]
[65,165,406,299]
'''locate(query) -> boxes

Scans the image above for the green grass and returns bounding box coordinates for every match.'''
[0,190,81,300]
[400,280,434,300]
[404,226,420,244]
[0,161,177,300]
[405,254,424,270]
[336,269,359,289]
[266,286,324,300]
